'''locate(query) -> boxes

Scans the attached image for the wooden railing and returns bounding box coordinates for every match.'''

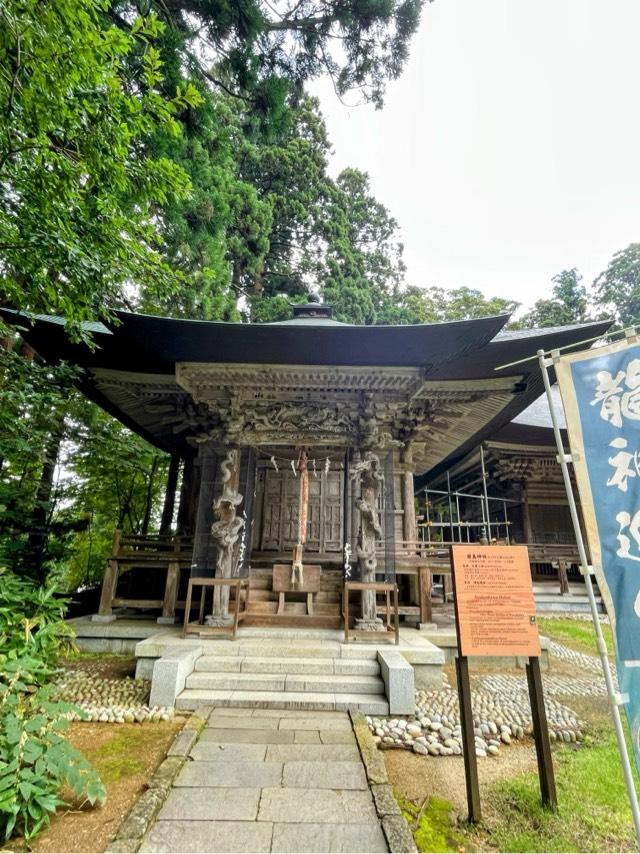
[95,530,194,622]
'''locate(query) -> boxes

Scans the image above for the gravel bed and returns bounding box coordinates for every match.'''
[55,668,174,724]
[479,672,608,697]
[368,630,616,759]
[369,684,584,759]
[547,639,617,680]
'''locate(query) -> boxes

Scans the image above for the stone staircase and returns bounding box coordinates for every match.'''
[174,635,390,715]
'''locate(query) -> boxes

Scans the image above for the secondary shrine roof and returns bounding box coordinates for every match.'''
[1,308,610,477]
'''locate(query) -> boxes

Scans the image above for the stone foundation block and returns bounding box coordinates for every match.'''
[378,649,414,715]
[149,645,202,708]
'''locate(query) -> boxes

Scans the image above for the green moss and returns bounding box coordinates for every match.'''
[396,792,465,853]
[89,727,160,785]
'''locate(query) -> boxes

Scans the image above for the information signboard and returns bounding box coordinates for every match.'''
[451,544,540,658]
[449,543,554,824]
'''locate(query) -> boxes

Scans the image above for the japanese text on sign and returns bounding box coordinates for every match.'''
[451,545,540,658]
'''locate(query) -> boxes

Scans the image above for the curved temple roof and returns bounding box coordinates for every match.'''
[2,308,610,478]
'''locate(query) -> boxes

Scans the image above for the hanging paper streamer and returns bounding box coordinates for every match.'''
[324,457,330,475]
[290,459,297,477]
[270,455,278,472]
[312,458,317,478]
[343,542,352,579]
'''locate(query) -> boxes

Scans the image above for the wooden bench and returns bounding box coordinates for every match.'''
[272,564,321,615]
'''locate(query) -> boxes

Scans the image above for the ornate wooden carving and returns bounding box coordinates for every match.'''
[208,449,245,625]
[351,451,385,630]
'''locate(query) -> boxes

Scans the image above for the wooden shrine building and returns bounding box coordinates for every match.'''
[420,384,586,593]
[3,303,609,630]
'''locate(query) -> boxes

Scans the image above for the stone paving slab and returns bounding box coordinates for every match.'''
[257,788,378,824]
[206,715,281,729]
[318,729,355,744]
[265,743,359,762]
[278,716,352,731]
[251,708,347,720]
[203,727,295,744]
[271,822,388,853]
[294,730,321,743]
[140,820,274,853]
[282,760,368,790]
[158,787,261,821]
[176,760,283,788]
[139,707,396,853]
[190,741,268,762]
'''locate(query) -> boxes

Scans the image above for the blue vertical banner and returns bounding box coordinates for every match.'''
[556,337,640,769]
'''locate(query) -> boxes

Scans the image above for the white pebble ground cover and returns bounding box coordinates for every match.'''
[367,637,607,759]
[55,668,174,724]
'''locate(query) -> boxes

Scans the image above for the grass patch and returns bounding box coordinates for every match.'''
[397,793,466,853]
[537,616,613,656]
[471,726,637,852]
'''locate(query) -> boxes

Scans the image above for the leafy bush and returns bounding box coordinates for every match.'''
[0,569,106,840]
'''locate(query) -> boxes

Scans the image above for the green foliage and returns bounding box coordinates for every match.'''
[518,269,589,329]
[0,0,195,329]
[0,570,106,841]
[593,243,640,329]
[138,0,428,110]
[396,285,517,324]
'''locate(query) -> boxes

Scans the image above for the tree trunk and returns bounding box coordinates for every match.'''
[141,455,160,536]
[160,454,180,535]
[22,424,64,580]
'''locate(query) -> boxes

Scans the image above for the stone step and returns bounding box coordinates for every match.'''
[195,655,380,676]
[185,671,385,695]
[175,688,389,715]
[209,630,378,661]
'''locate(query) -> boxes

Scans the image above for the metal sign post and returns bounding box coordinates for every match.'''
[538,348,640,848]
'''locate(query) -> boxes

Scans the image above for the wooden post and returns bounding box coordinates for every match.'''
[521,487,534,545]
[455,655,482,823]
[526,656,557,810]
[557,560,570,596]
[160,561,180,623]
[418,565,432,624]
[95,530,121,619]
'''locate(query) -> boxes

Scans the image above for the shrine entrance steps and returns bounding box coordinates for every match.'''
[244,567,343,629]
[175,633,390,715]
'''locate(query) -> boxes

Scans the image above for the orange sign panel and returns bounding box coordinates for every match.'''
[451,545,540,658]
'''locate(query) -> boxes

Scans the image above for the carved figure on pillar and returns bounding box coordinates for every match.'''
[351,451,385,631]
[208,449,244,625]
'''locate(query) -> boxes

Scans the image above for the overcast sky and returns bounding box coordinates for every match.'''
[311,0,640,314]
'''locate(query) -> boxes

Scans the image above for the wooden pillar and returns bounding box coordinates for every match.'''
[419,565,432,624]
[93,530,121,622]
[191,446,219,577]
[160,454,180,535]
[557,560,570,595]
[521,486,534,545]
[160,561,180,623]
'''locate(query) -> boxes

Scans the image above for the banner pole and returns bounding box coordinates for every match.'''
[537,349,640,847]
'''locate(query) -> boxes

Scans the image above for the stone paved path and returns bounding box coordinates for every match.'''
[140,708,388,853]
